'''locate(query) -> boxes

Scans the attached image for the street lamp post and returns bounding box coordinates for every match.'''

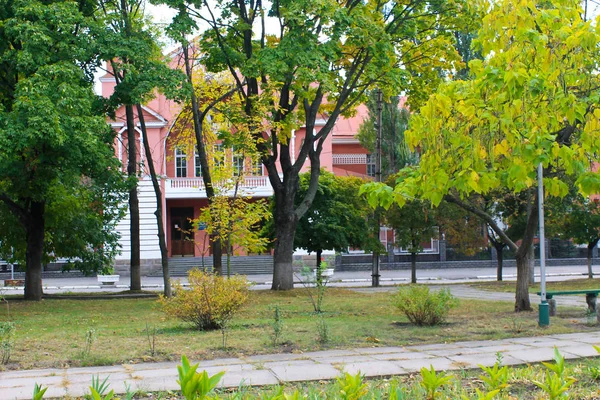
[538,162,549,326]
[371,89,383,287]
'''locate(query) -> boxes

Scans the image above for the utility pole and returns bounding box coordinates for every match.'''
[372,89,383,287]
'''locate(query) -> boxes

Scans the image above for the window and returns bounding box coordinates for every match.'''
[194,152,202,177]
[251,158,262,176]
[213,144,224,167]
[175,148,187,178]
[366,154,376,177]
[233,153,244,176]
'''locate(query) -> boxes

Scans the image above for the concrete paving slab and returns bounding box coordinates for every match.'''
[504,347,580,363]
[65,371,131,384]
[337,360,406,377]
[219,369,280,388]
[353,346,408,355]
[369,351,434,361]
[394,357,458,373]
[446,353,523,369]
[245,353,308,363]
[302,349,360,359]
[408,343,463,352]
[0,368,65,379]
[312,355,375,364]
[547,333,600,344]
[553,345,600,358]
[267,360,340,382]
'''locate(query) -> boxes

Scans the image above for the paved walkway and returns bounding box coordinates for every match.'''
[2,332,600,399]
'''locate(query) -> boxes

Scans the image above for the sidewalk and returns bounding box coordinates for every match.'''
[2,332,600,399]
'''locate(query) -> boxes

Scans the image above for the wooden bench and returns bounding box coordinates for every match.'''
[537,290,600,321]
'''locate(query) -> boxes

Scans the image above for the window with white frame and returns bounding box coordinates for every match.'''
[233,152,244,176]
[175,148,187,178]
[194,152,202,177]
[213,144,224,167]
[366,154,376,177]
[251,158,262,176]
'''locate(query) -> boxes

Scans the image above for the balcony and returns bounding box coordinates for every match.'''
[332,154,367,165]
[165,176,273,199]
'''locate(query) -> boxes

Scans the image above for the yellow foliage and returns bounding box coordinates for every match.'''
[158,270,249,331]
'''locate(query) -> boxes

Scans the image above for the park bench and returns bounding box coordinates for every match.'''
[537,289,600,321]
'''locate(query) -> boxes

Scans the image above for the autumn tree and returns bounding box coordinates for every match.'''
[156,0,468,289]
[363,0,600,311]
[0,0,126,300]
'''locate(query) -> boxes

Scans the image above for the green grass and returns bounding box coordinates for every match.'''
[0,287,598,370]
[471,277,600,293]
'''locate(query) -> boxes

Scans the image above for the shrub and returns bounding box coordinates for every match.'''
[159,269,249,331]
[393,285,458,326]
[0,321,15,364]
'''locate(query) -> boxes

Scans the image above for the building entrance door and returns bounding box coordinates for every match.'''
[170,207,195,256]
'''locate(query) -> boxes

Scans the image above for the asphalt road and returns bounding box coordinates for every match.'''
[0,264,596,294]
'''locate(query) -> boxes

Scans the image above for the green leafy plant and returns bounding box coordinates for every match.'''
[316,315,330,345]
[478,362,510,392]
[0,321,15,364]
[420,365,454,400]
[89,375,111,398]
[533,348,576,399]
[461,388,500,400]
[159,270,249,331]
[337,372,368,400]
[177,355,225,400]
[32,383,47,400]
[270,304,285,346]
[89,387,115,400]
[122,382,138,400]
[393,285,458,326]
[297,261,330,313]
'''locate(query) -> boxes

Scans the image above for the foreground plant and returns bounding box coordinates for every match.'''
[177,355,224,400]
[533,348,576,399]
[420,365,454,400]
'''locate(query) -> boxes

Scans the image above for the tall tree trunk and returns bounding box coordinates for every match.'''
[316,249,323,285]
[24,201,45,301]
[181,44,222,275]
[272,194,297,290]
[514,249,532,311]
[136,105,171,297]
[496,244,504,281]
[410,252,417,284]
[528,243,535,284]
[587,241,597,279]
[125,104,141,291]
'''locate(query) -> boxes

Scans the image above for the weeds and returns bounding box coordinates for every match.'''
[145,322,158,357]
[316,315,330,345]
[81,327,96,358]
[296,261,329,313]
[0,321,15,364]
[269,305,284,346]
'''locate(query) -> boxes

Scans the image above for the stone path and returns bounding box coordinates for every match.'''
[2,332,600,399]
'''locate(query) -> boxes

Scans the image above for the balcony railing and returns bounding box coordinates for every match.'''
[332,154,367,165]
[166,176,272,198]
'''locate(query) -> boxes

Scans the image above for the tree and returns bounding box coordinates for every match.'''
[97,0,184,294]
[363,0,600,311]
[387,200,437,284]
[167,64,241,276]
[158,0,468,290]
[0,0,126,300]
[294,170,374,271]
[550,184,600,279]
[357,93,415,179]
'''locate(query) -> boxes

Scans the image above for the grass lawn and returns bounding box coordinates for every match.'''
[1,287,598,370]
[470,277,600,293]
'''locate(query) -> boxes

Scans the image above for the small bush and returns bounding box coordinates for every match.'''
[0,321,15,364]
[393,285,458,326]
[159,269,249,331]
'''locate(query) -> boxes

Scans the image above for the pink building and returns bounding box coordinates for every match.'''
[101,74,380,272]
